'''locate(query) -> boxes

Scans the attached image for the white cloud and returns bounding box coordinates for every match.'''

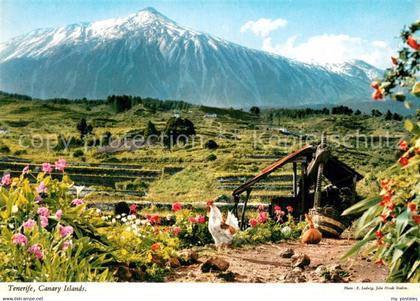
[240,18,288,37]
[261,34,392,68]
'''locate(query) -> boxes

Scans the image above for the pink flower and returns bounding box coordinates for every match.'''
[42,163,53,174]
[248,218,258,227]
[12,233,28,246]
[71,198,84,206]
[171,226,181,236]
[274,205,281,211]
[257,211,268,223]
[36,181,47,194]
[196,215,206,224]
[23,219,36,230]
[59,225,74,238]
[129,204,138,214]
[286,205,293,213]
[37,207,49,217]
[22,165,30,174]
[62,240,73,251]
[40,216,48,228]
[34,196,43,204]
[55,209,63,220]
[54,159,67,172]
[172,202,183,212]
[1,174,11,186]
[188,216,197,223]
[28,244,44,259]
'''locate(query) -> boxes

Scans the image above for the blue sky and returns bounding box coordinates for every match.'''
[0,0,418,68]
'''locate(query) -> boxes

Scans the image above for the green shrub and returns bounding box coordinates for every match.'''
[73,149,84,157]
[207,154,217,161]
[204,140,219,149]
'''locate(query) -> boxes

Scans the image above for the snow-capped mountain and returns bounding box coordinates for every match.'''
[0,7,382,107]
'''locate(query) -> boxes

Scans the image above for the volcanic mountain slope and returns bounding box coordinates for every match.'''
[0,7,382,107]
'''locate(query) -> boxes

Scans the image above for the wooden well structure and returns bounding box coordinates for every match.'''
[232,141,363,237]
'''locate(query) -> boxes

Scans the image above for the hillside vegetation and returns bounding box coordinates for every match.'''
[0,92,409,203]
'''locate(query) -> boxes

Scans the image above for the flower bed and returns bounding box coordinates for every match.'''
[0,161,304,282]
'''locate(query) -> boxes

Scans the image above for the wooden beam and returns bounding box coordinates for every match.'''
[240,189,251,230]
[292,162,297,198]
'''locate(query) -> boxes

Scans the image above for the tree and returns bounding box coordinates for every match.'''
[250,106,260,116]
[144,121,159,138]
[371,109,383,117]
[107,95,133,113]
[354,109,362,116]
[385,110,393,120]
[331,105,353,115]
[76,118,93,139]
[204,140,219,149]
[163,117,196,147]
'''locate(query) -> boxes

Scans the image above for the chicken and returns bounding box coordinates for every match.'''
[207,200,239,248]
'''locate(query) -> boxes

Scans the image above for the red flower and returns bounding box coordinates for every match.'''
[407,202,417,212]
[370,81,380,89]
[274,205,281,211]
[380,193,392,207]
[371,89,383,101]
[398,156,409,166]
[188,216,197,223]
[380,179,391,191]
[391,55,398,65]
[129,204,138,215]
[398,140,409,151]
[286,205,293,213]
[147,214,160,224]
[248,218,258,227]
[196,215,206,224]
[375,230,384,239]
[151,243,160,252]
[375,259,385,265]
[413,215,420,225]
[386,202,396,211]
[171,202,182,212]
[407,36,420,50]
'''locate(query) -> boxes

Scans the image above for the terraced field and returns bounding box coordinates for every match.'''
[0,94,407,205]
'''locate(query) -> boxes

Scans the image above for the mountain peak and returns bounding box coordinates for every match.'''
[139,7,160,15]
[129,7,173,24]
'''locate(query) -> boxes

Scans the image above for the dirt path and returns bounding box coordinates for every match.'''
[166,239,388,283]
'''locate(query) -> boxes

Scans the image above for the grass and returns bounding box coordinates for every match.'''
[0,93,409,203]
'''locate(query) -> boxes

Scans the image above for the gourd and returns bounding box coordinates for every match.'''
[301,214,322,244]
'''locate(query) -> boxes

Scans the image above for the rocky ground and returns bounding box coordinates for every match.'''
[165,239,388,283]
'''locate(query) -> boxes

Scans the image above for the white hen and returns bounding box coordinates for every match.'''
[207,200,239,248]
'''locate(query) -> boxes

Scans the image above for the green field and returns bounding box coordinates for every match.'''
[0,93,408,204]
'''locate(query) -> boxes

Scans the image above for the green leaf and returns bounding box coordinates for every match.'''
[341,233,375,259]
[342,196,381,216]
[395,209,410,237]
[404,119,420,135]
[407,260,420,279]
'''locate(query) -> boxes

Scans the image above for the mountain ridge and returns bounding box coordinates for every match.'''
[0,7,382,107]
